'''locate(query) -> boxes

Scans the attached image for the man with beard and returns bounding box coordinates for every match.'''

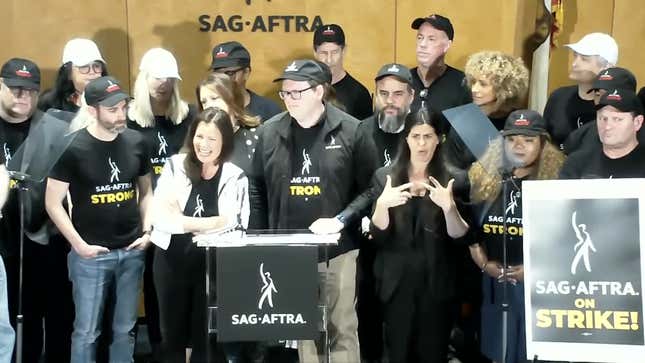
[45,76,153,363]
[543,32,618,150]
[409,14,471,133]
[353,63,414,363]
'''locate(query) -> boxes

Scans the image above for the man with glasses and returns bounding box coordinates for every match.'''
[210,41,282,122]
[39,38,108,115]
[0,57,74,362]
[312,24,372,120]
[252,59,362,363]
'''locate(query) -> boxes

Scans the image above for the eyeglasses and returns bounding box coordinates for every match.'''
[278,86,314,100]
[76,62,103,75]
[215,67,245,77]
[1,83,38,98]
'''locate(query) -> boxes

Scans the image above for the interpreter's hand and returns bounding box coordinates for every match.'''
[126,233,151,251]
[422,176,456,212]
[506,265,524,284]
[75,242,110,259]
[309,217,344,235]
[376,175,413,209]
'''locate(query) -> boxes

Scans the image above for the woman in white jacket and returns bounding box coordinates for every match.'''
[150,107,249,362]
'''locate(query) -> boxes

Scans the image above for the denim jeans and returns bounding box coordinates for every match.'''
[68,247,145,363]
[0,256,14,363]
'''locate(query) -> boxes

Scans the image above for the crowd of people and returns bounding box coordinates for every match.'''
[0,11,644,363]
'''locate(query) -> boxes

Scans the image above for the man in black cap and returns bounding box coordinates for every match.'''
[564,67,641,154]
[409,14,470,132]
[353,63,414,362]
[45,76,153,362]
[313,24,373,120]
[210,41,282,122]
[252,59,362,363]
[0,57,77,362]
[560,88,645,179]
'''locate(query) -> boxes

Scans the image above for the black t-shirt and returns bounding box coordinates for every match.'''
[410,65,471,134]
[560,143,645,179]
[231,125,260,175]
[543,85,596,150]
[287,119,325,229]
[247,90,282,123]
[49,128,150,249]
[333,72,373,121]
[165,169,221,278]
[479,177,526,265]
[355,115,403,190]
[127,107,195,188]
[0,117,31,256]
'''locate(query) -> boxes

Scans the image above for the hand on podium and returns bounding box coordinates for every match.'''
[309,217,344,235]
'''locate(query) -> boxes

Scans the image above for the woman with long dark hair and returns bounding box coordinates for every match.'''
[38,38,109,114]
[369,109,469,362]
[468,110,565,363]
[150,107,249,362]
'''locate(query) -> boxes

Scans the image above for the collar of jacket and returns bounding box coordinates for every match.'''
[274,103,344,140]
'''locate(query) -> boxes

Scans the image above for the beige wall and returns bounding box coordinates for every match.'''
[1,0,643,106]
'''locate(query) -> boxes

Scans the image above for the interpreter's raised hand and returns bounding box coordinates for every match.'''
[422,176,456,212]
[309,217,344,235]
[76,242,110,259]
[126,233,151,251]
[376,175,413,209]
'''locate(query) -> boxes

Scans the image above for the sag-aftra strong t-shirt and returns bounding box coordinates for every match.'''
[50,128,150,249]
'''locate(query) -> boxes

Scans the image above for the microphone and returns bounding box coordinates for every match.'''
[7,171,32,181]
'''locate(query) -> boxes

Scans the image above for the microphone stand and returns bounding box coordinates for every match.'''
[8,171,31,363]
[499,167,514,363]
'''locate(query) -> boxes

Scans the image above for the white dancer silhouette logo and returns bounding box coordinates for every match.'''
[505,190,519,215]
[301,149,312,175]
[193,194,204,217]
[383,149,391,167]
[108,157,120,182]
[570,211,597,275]
[3,143,11,162]
[258,263,278,309]
[157,132,168,155]
[285,61,299,72]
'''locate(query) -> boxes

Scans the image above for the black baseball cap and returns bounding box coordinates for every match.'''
[84,76,130,107]
[411,14,454,40]
[210,41,251,70]
[313,24,346,47]
[1,58,41,90]
[273,60,329,84]
[502,110,548,137]
[588,67,637,93]
[595,89,644,115]
[375,63,413,85]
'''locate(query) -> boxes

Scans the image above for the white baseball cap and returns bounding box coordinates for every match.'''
[565,32,618,65]
[139,48,181,80]
[62,38,106,66]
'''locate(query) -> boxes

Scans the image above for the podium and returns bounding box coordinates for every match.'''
[194,230,340,362]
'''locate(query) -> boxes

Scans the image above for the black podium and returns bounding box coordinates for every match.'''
[195,230,339,362]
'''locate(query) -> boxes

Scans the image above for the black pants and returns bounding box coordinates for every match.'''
[356,245,383,362]
[4,235,74,363]
[143,246,162,344]
[154,243,210,363]
[382,270,455,363]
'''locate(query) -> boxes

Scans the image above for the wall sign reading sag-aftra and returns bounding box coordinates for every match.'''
[198,14,324,32]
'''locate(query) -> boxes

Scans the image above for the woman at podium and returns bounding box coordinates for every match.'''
[149,107,250,362]
[369,109,470,363]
